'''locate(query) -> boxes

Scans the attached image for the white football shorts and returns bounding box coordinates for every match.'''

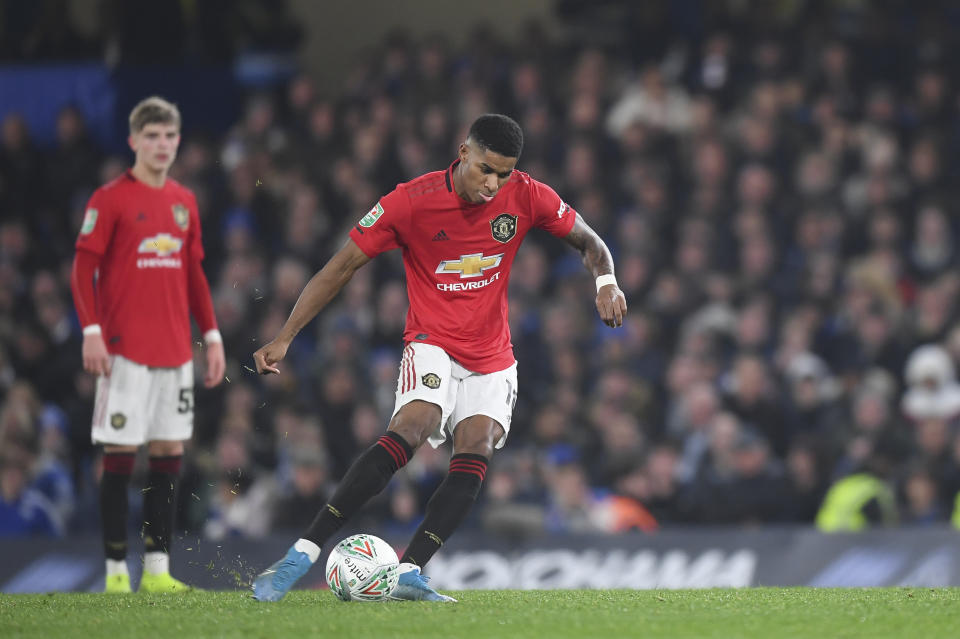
[392,342,517,449]
[91,354,195,446]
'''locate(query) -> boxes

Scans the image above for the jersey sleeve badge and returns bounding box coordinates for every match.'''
[359,202,385,227]
[81,208,98,234]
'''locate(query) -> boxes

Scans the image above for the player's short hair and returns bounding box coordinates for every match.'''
[129,96,181,134]
[468,114,523,159]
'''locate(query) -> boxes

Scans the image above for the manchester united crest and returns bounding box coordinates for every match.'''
[421,373,441,389]
[110,413,127,430]
[490,213,517,243]
[172,203,189,230]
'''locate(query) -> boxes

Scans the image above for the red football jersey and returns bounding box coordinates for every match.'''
[349,160,576,373]
[75,171,204,367]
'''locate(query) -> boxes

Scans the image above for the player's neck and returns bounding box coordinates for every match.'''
[450,164,472,204]
[130,163,168,189]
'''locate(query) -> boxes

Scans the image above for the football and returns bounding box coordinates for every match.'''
[325,533,400,601]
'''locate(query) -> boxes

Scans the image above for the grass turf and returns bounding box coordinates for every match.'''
[2,588,959,639]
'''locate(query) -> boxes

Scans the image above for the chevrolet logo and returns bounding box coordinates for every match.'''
[435,253,504,278]
[138,233,183,257]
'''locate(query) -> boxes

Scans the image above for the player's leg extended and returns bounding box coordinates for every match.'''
[101,445,136,593]
[392,416,503,602]
[138,439,192,593]
[252,401,437,602]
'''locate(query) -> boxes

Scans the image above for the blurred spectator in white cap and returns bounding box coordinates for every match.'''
[901,344,960,421]
[783,351,842,439]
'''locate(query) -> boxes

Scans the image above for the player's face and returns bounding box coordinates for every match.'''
[456,140,517,204]
[129,123,180,174]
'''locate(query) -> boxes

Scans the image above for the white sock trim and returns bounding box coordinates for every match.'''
[106,558,128,577]
[143,552,169,575]
[294,539,320,563]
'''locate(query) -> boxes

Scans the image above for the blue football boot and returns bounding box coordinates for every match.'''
[389,563,457,602]
[252,546,313,601]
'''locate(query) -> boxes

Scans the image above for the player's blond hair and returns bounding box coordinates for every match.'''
[128,96,181,134]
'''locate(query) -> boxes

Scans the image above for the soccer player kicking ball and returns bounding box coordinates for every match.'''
[71,97,226,593]
[252,114,626,602]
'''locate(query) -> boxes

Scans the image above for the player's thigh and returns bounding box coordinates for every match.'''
[145,360,194,443]
[91,355,151,446]
[391,343,456,447]
[449,362,517,450]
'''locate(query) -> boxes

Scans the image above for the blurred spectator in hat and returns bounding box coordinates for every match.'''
[901,344,960,422]
[782,351,843,440]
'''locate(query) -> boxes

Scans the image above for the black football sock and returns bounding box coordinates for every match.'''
[303,431,414,548]
[101,452,136,561]
[143,455,182,556]
[401,453,488,567]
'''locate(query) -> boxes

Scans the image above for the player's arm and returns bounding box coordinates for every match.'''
[561,213,627,328]
[187,258,226,388]
[71,248,112,376]
[253,239,371,374]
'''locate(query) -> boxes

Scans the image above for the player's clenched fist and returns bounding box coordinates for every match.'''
[596,284,627,328]
[253,339,290,375]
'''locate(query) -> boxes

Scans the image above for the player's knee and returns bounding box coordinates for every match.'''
[388,400,441,449]
[453,418,504,458]
[147,440,184,457]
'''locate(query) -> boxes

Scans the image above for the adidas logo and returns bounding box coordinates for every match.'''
[432,230,450,241]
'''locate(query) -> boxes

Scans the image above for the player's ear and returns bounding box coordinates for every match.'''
[127,134,137,152]
[458,142,470,163]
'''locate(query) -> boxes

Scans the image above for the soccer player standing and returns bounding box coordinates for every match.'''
[71,97,226,593]
[252,114,626,601]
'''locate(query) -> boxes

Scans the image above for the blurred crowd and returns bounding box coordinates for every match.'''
[5,2,960,539]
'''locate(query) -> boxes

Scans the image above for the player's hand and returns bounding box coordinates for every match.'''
[596,284,627,328]
[82,333,112,376]
[203,340,226,388]
[253,338,289,375]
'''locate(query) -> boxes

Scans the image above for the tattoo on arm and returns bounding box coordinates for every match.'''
[563,214,615,279]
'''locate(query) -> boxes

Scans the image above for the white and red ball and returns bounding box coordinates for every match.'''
[325,533,399,601]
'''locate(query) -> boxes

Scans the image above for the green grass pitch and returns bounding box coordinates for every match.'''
[3,588,959,638]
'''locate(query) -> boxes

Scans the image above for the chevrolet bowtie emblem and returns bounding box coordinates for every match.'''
[435,253,504,278]
[138,233,183,257]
